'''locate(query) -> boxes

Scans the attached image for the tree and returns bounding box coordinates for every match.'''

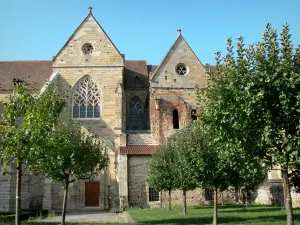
[229,153,268,206]
[0,82,66,225]
[169,124,202,215]
[198,24,300,225]
[29,118,108,225]
[190,122,232,225]
[148,140,176,210]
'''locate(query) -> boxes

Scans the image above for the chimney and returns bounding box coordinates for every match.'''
[88,6,92,14]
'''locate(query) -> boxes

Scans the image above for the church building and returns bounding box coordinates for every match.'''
[0,8,293,212]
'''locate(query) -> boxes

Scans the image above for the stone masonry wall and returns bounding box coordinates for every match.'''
[127,133,153,145]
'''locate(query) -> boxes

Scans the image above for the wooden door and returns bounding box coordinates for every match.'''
[85,182,100,207]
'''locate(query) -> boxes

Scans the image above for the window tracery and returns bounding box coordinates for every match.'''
[72,76,100,118]
[127,96,144,130]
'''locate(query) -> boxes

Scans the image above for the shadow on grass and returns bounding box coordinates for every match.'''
[219,207,284,213]
[136,214,300,225]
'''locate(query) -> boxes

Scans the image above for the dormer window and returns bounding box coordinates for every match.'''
[82,43,94,55]
[134,75,140,86]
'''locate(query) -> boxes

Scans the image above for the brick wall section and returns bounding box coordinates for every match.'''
[150,89,198,141]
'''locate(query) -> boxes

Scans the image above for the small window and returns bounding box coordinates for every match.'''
[191,109,197,121]
[176,63,188,76]
[134,75,140,86]
[173,109,179,129]
[149,188,159,202]
[205,188,214,201]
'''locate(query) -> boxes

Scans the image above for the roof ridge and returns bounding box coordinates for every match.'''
[0,60,52,62]
[125,60,147,62]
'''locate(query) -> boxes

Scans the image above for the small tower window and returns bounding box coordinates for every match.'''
[173,109,179,129]
[191,109,197,121]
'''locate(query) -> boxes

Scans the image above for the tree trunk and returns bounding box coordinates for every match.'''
[169,189,171,210]
[160,191,162,208]
[245,189,248,208]
[61,182,69,225]
[183,189,187,215]
[213,188,218,225]
[15,160,22,225]
[282,168,294,225]
[221,191,224,206]
[234,187,239,203]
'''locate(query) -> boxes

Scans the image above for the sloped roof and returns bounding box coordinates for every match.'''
[125,60,149,88]
[119,145,159,155]
[150,32,206,82]
[53,9,123,62]
[0,60,156,90]
[0,61,52,90]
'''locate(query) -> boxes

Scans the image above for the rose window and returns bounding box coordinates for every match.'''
[176,63,188,75]
[82,43,94,55]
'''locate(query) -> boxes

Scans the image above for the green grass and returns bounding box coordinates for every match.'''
[0,205,300,224]
[128,204,300,224]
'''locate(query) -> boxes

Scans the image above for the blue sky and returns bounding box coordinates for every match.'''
[0,0,299,65]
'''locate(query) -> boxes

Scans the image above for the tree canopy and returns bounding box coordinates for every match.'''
[198,24,300,225]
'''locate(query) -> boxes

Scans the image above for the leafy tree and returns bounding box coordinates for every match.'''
[198,24,300,225]
[148,140,176,210]
[229,153,268,206]
[0,82,66,225]
[169,124,202,215]
[29,118,108,225]
[191,122,232,225]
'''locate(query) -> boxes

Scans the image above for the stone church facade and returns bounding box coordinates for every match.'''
[0,8,297,212]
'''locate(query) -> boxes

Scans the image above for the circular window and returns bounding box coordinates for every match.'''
[176,63,188,76]
[82,43,94,55]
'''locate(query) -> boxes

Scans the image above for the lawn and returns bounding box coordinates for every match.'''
[128,204,300,225]
[1,205,300,225]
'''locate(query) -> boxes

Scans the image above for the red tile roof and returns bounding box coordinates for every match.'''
[0,60,52,90]
[119,145,159,155]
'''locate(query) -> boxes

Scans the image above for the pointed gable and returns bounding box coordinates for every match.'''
[150,30,206,89]
[53,9,124,67]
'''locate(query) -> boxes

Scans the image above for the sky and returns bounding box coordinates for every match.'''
[0,0,299,65]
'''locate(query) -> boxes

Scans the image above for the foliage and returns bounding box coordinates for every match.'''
[0,82,66,170]
[28,117,108,225]
[29,117,109,186]
[198,23,300,224]
[0,82,66,225]
[148,140,176,192]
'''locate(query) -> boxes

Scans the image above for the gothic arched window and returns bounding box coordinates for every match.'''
[127,96,144,130]
[72,76,101,118]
